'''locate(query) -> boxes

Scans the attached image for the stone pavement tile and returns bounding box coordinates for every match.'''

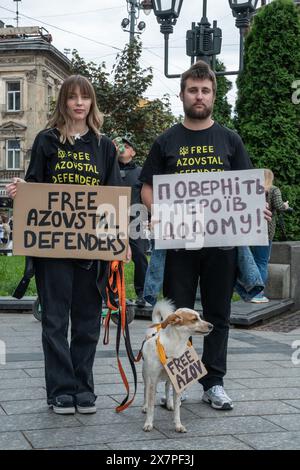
[76,404,195,427]
[0,361,45,370]
[0,377,45,390]
[1,395,117,415]
[227,353,290,361]
[227,360,287,370]
[235,431,300,450]
[0,431,32,450]
[0,411,80,432]
[0,387,46,402]
[263,414,300,431]
[226,369,265,379]
[252,367,300,378]
[271,360,300,369]
[110,435,252,450]
[0,369,30,380]
[154,416,282,438]
[0,406,5,416]
[227,339,256,348]
[281,400,300,410]
[233,377,300,389]
[229,387,300,402]
[93,374,144,385]
[44,444,111,450]
[183,400,300,419]
[24,423,166,449]
[0,399,51,415]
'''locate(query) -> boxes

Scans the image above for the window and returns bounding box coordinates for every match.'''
[7,81,21,111]
[6,139,21,169]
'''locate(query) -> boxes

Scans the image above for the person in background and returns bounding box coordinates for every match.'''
[6,75,130,415]
[250,168,289,303]
[0,214,10,253]
[114,135,148,308]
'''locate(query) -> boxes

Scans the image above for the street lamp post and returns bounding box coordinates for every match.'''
[149,0,259,78]
[121,0,152,44]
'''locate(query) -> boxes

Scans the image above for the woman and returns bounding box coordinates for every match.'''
[6,75,130,415]
[250,168,289,303]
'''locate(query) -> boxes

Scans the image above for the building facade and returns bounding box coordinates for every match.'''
[0,24,71,213]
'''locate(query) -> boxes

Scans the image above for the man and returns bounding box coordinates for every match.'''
[140,61,256,410]
[115,135,148,308]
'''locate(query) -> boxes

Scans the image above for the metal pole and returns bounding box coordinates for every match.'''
[129,0,137,45]
[164,34,181,78]
[239,27,244,72]
[203,0,207,19]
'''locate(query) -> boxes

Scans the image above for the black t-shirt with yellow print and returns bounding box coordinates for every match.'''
[140,122,252,185]
[25,128,122,187]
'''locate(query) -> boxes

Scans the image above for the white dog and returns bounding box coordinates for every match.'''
[142,299,213,433]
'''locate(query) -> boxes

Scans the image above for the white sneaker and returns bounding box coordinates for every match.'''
[250,295,269,303]
[202,385,233,410]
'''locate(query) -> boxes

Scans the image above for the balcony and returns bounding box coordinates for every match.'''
[0,169,25,181]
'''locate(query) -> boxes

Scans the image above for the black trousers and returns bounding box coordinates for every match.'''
[163,247,237,391]
[129,237,148,297]
[34,258,102,404]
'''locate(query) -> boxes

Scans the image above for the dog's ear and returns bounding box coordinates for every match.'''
[161,313,183,329]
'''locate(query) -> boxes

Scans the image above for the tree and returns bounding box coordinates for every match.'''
[213,60,234,128]
[236,0,300,240]
[71,40,177,164]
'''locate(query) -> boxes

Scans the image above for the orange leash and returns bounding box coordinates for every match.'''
[102,261,138,413]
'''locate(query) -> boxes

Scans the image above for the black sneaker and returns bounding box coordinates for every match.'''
[75,392,97,414]
[49,395,75,415]
[135,295,146,308]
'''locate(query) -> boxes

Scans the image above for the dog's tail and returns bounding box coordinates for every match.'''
[152,299,175,323]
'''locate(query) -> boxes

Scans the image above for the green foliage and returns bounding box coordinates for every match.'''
[236,0,300,240]
[71,40,177,164]
[213,60,234,128]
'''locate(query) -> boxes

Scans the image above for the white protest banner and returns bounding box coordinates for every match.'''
[153,169,268,249]
[164,346,207,394]
[13,183,131,260]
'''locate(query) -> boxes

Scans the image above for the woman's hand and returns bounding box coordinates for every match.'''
[263,203,272,222]
[125,243,132,263]
[5,178,25,199]
[283,200,289,210]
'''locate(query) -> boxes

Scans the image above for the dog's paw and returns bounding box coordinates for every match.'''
[166,402,174,411]
[175,424,187,433]
[143,423,153,432]
[142,405,147,414]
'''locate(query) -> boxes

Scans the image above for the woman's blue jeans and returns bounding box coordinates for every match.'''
[250,241,272,285]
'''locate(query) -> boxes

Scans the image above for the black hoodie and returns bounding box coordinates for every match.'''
[25,128,122,187]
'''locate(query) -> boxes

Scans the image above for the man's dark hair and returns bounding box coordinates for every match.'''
[180,60,217,96]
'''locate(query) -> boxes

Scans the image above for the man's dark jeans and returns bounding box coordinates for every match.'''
[163,247,237,391]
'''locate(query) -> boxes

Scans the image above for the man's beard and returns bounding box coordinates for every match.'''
[183,102,213,120]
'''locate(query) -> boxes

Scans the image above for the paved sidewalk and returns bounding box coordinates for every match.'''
[0,312,300,450]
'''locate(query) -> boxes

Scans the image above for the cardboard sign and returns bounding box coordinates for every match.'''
[13,183,131,260]
[153,169,268,249]
[164,346,207,394]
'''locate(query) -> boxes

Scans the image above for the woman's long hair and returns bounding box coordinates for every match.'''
[264,169,274,192]
[47,75,103,144]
